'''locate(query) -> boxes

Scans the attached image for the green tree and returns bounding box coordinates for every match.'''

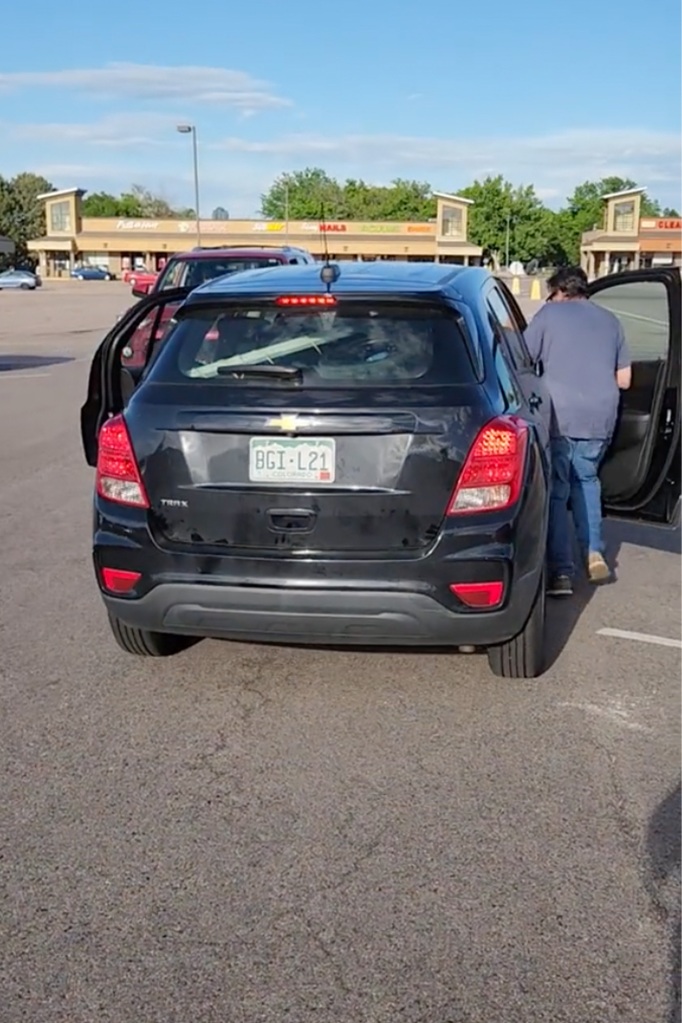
[212,206,230,220]
[458,175,554,266]
[120,184,193,218]
[82,191,143,217]
[260,168,349,220]
[0,172,55,259]
[261,170,438,221]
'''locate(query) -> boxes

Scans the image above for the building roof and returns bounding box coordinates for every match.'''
[36,187,86,201]
[601,187,646,200]
[433,191,474,205]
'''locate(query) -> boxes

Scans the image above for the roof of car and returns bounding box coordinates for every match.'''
[169,245,310,262]
[187,260,490,301]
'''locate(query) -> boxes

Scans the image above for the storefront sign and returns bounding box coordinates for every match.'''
[406,224,434,234]
[657,219,682,230]
[319,223,347,232]
[116,219,160,231]
[357,224,398,234]
[252,222,285,232]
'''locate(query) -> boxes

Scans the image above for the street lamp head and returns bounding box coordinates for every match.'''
[176,124,193,134]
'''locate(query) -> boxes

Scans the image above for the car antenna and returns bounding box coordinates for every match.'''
[318,200,340,293]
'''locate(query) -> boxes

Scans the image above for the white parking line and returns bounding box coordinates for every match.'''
[605,309,668,327]
[0,372,52,380]
[597,627,681,649]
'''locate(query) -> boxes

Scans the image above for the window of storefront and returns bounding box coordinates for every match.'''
[613,201,635,232]
[49,201,72,234]
[82,251,110,268]
[441,206,463,238]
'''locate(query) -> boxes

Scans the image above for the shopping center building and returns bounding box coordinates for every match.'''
[26,184,682,279]
[579,187,682,276]
[27,188,484,277]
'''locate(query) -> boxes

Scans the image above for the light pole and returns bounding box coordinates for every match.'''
[176,124,201,247]
[505,210,512,269]
[284,178,290,241]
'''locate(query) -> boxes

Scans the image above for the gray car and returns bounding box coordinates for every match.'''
[0,269,39,290]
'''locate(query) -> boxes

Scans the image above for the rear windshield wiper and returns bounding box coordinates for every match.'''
[216,364,302,382]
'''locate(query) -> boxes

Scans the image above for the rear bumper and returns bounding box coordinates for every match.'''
[102,569,540,647]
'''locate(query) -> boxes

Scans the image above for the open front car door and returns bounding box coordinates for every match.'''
[81,288,191,467]
[589,268,681,526]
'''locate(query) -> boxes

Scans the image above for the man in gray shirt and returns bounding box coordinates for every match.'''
[524,267,631,597]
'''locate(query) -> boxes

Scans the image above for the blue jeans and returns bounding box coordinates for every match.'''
[548,437,608,578]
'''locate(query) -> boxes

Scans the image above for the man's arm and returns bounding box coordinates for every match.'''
[615,318,632,390]
[523,305,547,363]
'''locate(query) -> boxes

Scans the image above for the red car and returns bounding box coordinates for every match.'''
[122,245,315,367]
[122,267,159,288]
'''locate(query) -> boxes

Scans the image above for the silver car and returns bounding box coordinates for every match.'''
[0,269,40,290]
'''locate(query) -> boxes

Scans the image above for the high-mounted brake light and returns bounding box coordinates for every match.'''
[96,414,149,508]
[275,295,336,307]
[447,415,528,515]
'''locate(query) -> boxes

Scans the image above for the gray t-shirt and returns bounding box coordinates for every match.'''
[524,299,631,440]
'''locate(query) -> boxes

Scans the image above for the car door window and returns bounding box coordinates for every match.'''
[487,287,533,368]
[590,279,670,362]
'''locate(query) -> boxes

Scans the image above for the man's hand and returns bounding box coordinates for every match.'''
[617,366,632,390]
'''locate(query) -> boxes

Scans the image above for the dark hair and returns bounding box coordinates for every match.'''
[547,266,589,299]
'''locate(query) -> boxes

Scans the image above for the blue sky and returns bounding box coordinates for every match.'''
[2,0,680,216]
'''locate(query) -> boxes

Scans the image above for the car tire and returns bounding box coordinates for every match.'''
[486,572,545,679]
[20,283,31,290]
[108,612,192,657]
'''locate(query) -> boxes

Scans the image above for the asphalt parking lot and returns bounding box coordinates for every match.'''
[1,281,680,1023]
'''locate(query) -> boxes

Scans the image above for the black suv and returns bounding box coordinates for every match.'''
[81,263,681,678]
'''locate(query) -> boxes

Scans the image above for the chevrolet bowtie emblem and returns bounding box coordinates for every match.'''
[268,414,301,432]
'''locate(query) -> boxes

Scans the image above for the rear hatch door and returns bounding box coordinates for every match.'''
[127,294,492,553]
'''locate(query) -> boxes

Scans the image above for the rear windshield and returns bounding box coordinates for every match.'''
[150,301,477,387]
[156,256,284,291]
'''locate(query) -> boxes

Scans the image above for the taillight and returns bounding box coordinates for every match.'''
[450,581,504,608]
[101,567,142,594]
[96,414,149,508]
[447,415,528,515]
[275,295,336,306]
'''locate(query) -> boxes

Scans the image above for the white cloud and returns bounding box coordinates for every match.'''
[0,63,290,113]
[5,113,181,147]
[4,117,680,215]
[213,127,682,202]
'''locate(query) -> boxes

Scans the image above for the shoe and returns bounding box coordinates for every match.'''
[587,552,610,583]
[547,574,573,597]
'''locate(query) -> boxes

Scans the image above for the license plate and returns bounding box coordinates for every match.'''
[249,437,336,483]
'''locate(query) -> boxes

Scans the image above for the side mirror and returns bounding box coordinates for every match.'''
[132,283,152,298]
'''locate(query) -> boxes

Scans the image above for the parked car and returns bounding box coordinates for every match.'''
[122,245,315,368]
[71,266,116,281]
[122,267,159,288]
[0,269,39,290]
[80,263,681,678]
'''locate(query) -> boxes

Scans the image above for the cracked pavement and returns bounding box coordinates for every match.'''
[1,284,680,1023]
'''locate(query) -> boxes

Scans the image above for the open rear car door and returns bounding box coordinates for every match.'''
[588,268,681,526]
[81,288,190,466]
